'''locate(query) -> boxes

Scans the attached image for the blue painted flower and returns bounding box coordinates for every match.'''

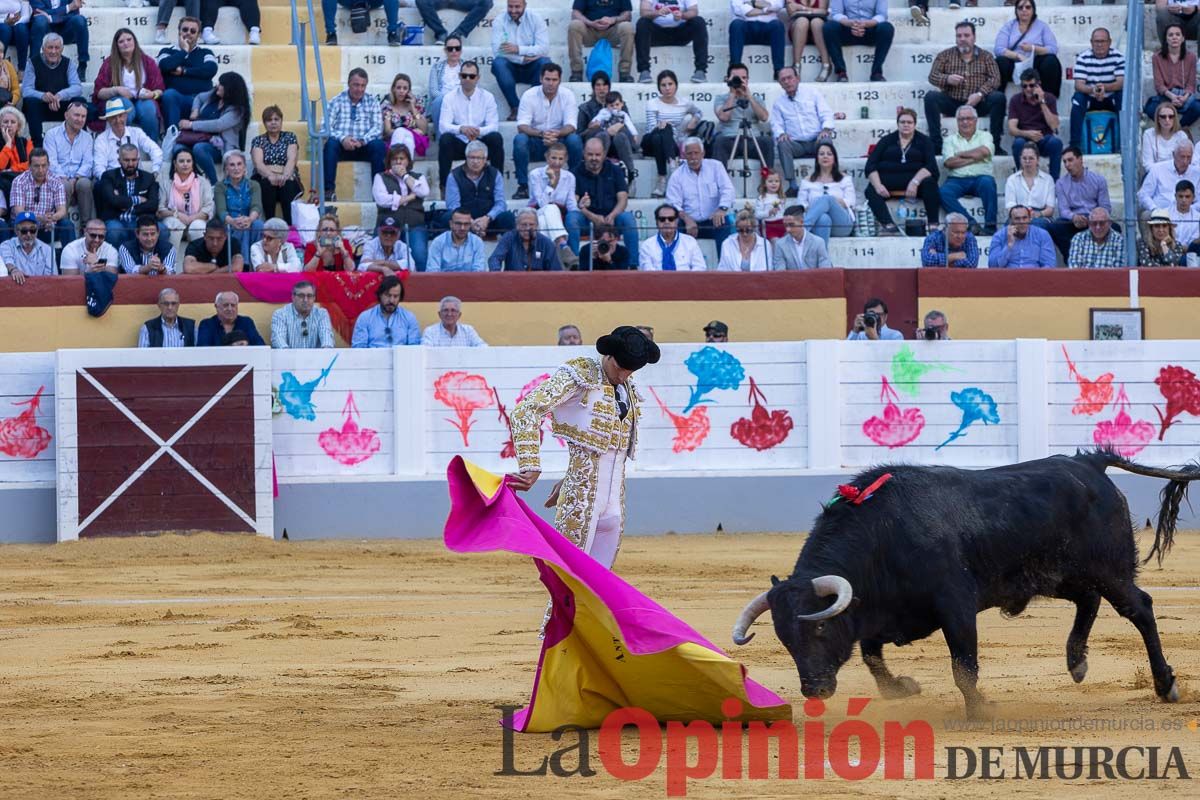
[936,387,999,450]
[279,356,338,421]
[683,346,745,413]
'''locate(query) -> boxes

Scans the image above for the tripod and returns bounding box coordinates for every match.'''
[728,113,769,198]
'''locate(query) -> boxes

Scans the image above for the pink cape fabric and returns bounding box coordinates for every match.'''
[442,456,790,731]
[234,272,307,304]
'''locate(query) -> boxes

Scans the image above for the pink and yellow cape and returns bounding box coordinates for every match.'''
[443,456,792,732]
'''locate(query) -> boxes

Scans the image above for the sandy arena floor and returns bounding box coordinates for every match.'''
[0,531,1198,799]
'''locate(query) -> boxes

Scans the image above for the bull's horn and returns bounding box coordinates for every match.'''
[796,575,853,622]
[731,591,771,645]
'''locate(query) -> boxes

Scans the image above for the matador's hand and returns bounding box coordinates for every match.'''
[506,470,541,491]
[544,479,563,508]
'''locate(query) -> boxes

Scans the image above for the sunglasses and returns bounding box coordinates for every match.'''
[460,73,478,80]
[86,231,105,239]
[17,227,36,235]
[736,227,755,233]
[657,215,677,222]
[294,292,315,300]
[445,45,461,51]
[180,26,199,33]
[1160,113,1176,119]
[301,321,308,337]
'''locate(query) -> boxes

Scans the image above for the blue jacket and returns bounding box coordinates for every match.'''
[197,314,266,347]
[487,231,563,272]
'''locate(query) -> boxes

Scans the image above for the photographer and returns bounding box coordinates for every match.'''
[579,225,630,270]
[918,310,951,341]
[847,297,904,341]
[712,63,774,169]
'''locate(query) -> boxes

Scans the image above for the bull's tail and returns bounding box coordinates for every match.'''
[1094,450,1200,565]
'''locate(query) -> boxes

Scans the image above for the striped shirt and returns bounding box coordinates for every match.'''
[270,304,335,349]
[137,318,187,348]
[1073,48,1125,86]
[0,238,56,276]
[9,172,66,219]
[644,98,702,143]
[326,90,383,143]
[118,242,179,275]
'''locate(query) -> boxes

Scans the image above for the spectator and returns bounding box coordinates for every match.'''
[579,224,630,270]
[1142,99,1188,173]
[96,143,160,245]
[251,105,302,225]
[29,0,88,82]
[771,66,833,196]
[20,33,80,147]
[993,0,1061,98]
[427,208,485,272]
[416,0,492,46]
[557,324,583,345]
[488,208,562,271]
[0,211,53,281]
[215,150,263,261]
[824,0,893,83]
[436,61,505,191]
[157,147,212,250]
[577,71,611,145]
[1138,140,1200,218]
[382,73,429,156]
[939,106,997,235]
[492,0,550,120]
[772,204,831,269]
[154,2,201,47]
[117,214,176,274]
[1007,69,1061,181]
[176,71,250,186]
[1139,207,1187,267]
[93,97,163,180]
[199,0,262,45]
[712,63,773,171]
[422,295,488,346]
[91,29,164,143]
[0,105,31,187]
[786,0,832,81]
[512,63,581,201]
[585,90,639,189]
[250,217,302,272]
[666,137,735,252]
[638,202,705,270]
[137,288,193,347]
[799,142,854,245]
[323,69,386,202]
[1069,28,1123,150]
[325,0,403,46]
[360,215,413,274]
[756,168,787,228]
[59,218,119,275]
[718,209,769,271]
[729,0,786,79]
[155,16,215,128]
[373,143,429,271]
[568,0,635,83]
[197,291,265,346]
[43,98,92,222]
[1005,145,1055,229]
[864,107,939,236]
[303,214,356,271]
[1146,24,1199,134]
[925,21,1004,157]
[528,141,581,268]
[351,274,420,348]
[1170,180,1200,252]
[0,0,30,72]
[426,36,464,138]
[183,217,243,273]
[642,70,701,198]
[1067,207,1124,269]
[570,136,640,265]
[442,139,514,236]
[847,297,902,340]
[920,212,978,268]
[703,320,728,342]
[10,146,73,246]
[636,0,707,84]
[988,205,1056,268]
[270,280,334,349]
[1156,0,1200,41]
[919,310,950,340]
[0,48,18,111]
[1049,146,1111,258]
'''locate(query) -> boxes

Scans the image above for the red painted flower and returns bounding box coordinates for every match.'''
[0,386,52,459]
[730,377,794,451]
[1153,364,1200,441]
[862,377,925,449]
[1062,345,1114,416]
[649,387,710,453]
[434,371,494,446]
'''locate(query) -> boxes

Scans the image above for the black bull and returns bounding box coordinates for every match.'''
[732,451,1198,717]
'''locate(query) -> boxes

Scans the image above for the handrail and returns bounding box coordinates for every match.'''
[1122,0,1143,267]
[290,0,331,214]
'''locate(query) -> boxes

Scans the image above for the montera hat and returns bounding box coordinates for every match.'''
[596,326,661,371]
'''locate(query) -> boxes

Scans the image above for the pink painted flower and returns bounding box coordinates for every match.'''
[434,371,494,447]
[0,387,52,459]
[1093,385,1155,457]
[862,377,925,449]
[318,392,381,466]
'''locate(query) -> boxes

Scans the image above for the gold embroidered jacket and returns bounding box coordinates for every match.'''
[510,357,641,472]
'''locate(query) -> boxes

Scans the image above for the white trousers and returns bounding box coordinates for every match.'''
[536,203,568,244]
[581,448,626,569]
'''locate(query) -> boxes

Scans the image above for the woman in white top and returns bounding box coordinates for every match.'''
[1004,146,1055,227]
[250,217,302,272]
[642,70,702,197]
[1141,103,1189,173]
[717,210,770,271]
[798,142,855,244]
[527,141,579,268]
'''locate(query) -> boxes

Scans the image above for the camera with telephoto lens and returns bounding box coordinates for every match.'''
[727,75,744,90]
[863,311,880,330]
[920,327,939,340]
[597,241,612,256]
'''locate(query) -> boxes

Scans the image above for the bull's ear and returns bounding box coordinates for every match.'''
[770,575,780,586]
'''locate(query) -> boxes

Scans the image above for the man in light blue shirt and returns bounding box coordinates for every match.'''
[847,297,904,340]
[427,209,487,272]
[989,205,1058,268]
[350,275,422,348]
[491,0,551,118]
[825,0,894,83]
[665,138,735,253]
[770,66,834,193]
[43,99,94,223]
